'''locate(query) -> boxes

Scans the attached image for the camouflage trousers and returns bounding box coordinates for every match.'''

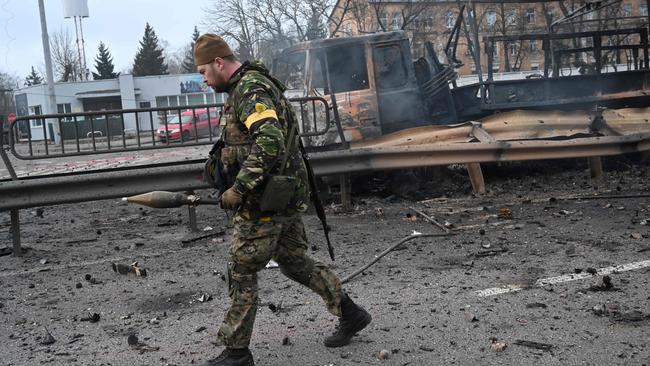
[217,214,342,349]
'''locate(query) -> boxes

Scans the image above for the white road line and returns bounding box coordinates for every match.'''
[476,259,650,297]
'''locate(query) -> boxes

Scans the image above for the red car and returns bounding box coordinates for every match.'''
[156,108,221,142]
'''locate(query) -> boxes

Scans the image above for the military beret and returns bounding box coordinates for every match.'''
[193,34,234,66]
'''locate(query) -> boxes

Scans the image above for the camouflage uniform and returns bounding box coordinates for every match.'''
[217,61,342,349]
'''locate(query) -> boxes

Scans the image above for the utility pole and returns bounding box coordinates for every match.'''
[38,0,61,145]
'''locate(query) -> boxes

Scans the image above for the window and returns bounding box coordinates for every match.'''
[379,12,388,28]
[486,10,497,26]
[29,105,43,127]
[445,10,455,29]
[391,13,402,30]
[155,96,168,108]
[506,10,517,26]
[622,4,631,17]
[510,43,520,56]
[531,63,540,71]
[315,44,369,94]
[275,51,306,90]
[188,94,204,106]
[641,5,648,16]
[57,103,72,121]
[530,40,539,52]
[373,45,407,90]
[526,9,536,24]
[139,101,151,109]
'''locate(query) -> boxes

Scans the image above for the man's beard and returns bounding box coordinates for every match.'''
[210,64,227,93]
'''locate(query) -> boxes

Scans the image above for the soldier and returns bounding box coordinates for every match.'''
[194,34,371,366]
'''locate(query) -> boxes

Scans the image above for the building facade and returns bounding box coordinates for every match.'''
[329,0,649,76]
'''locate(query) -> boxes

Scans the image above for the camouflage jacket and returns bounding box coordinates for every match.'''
[220,61,309,218]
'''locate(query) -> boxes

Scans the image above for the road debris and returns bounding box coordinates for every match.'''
[197,293,212,303]
[526,302,548,309]
[127,334,138,346]
[265,259,279,269]
[112,262,147,277]
[514,339,553,351]
[497,207,512,219]
[378,349,391,360]
[490,338,507,352]
[341,232,453,284]
[588,275,618,292]
[41,327,55,345]
[80,313,100,323]
[474,246,508,258]
[408,206,449,233]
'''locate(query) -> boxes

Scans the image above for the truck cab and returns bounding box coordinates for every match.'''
[274,31,435,147]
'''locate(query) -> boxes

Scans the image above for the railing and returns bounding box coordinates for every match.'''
[7,96,339,161]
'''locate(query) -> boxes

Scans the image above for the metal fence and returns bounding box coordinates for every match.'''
[6,96,338,161]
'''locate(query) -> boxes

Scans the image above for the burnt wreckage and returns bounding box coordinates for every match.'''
[272,3,650,171]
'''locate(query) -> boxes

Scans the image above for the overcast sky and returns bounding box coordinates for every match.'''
[0,0,214,80]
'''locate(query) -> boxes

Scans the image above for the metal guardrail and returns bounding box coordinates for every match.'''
[0,96,339,255]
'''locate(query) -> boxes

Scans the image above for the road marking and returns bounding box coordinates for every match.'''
[476,259,650,297]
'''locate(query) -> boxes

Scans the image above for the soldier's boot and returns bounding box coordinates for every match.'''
[201,348,254,366]
[323,293,372,348]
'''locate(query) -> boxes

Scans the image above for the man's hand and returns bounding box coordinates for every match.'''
[221,186,243,210]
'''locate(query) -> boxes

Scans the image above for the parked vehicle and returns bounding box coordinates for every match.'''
[156,108,221,142]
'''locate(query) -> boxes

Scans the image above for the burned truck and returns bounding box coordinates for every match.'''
[273,28,650,150]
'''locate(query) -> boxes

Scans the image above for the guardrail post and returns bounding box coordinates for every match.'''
[187,190,198,232]
[466,163,486,194]
[11,210,22,256]
[340,174,351,211]
[588,156,603,179]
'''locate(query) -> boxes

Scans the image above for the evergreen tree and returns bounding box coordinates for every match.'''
[92,42,119,80]
[24,66,43,86]
[132,23,168,76]
[181,26,201,73]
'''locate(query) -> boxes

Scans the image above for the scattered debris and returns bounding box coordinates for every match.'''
[514,339,553,351]
[41,327,55,345]
[630,233,642,239]
[408,206,449,233]
[195,326,206,333]
[586,268,598,275]
[181,230,225,246]
[282,336,291,346]
[464,312,479,322]
[378,349,391,360]
[112,262,147,277]
[593,303,650,323]
[419,345,435,352]
[404,213,417,221]
[149,317,160,325]
[265,260,279,269]
[497,207,512,219]
[490,338,507,352]
[588,275,618,292]
[526,302,548,309]
[197,293,212,303]
[127,334,139,346]
[39,258,48,265]
[341,232,452,284]
[474,247,508,258]
[80,313,100,323]
[202,226,213,231]
[374,207,384,219]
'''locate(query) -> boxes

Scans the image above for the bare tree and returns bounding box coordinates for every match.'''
[203,0,261,60]
[50,28,81,82]
[370,0,433,32]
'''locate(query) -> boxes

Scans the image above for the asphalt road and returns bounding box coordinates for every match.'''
[1,158,649,365]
